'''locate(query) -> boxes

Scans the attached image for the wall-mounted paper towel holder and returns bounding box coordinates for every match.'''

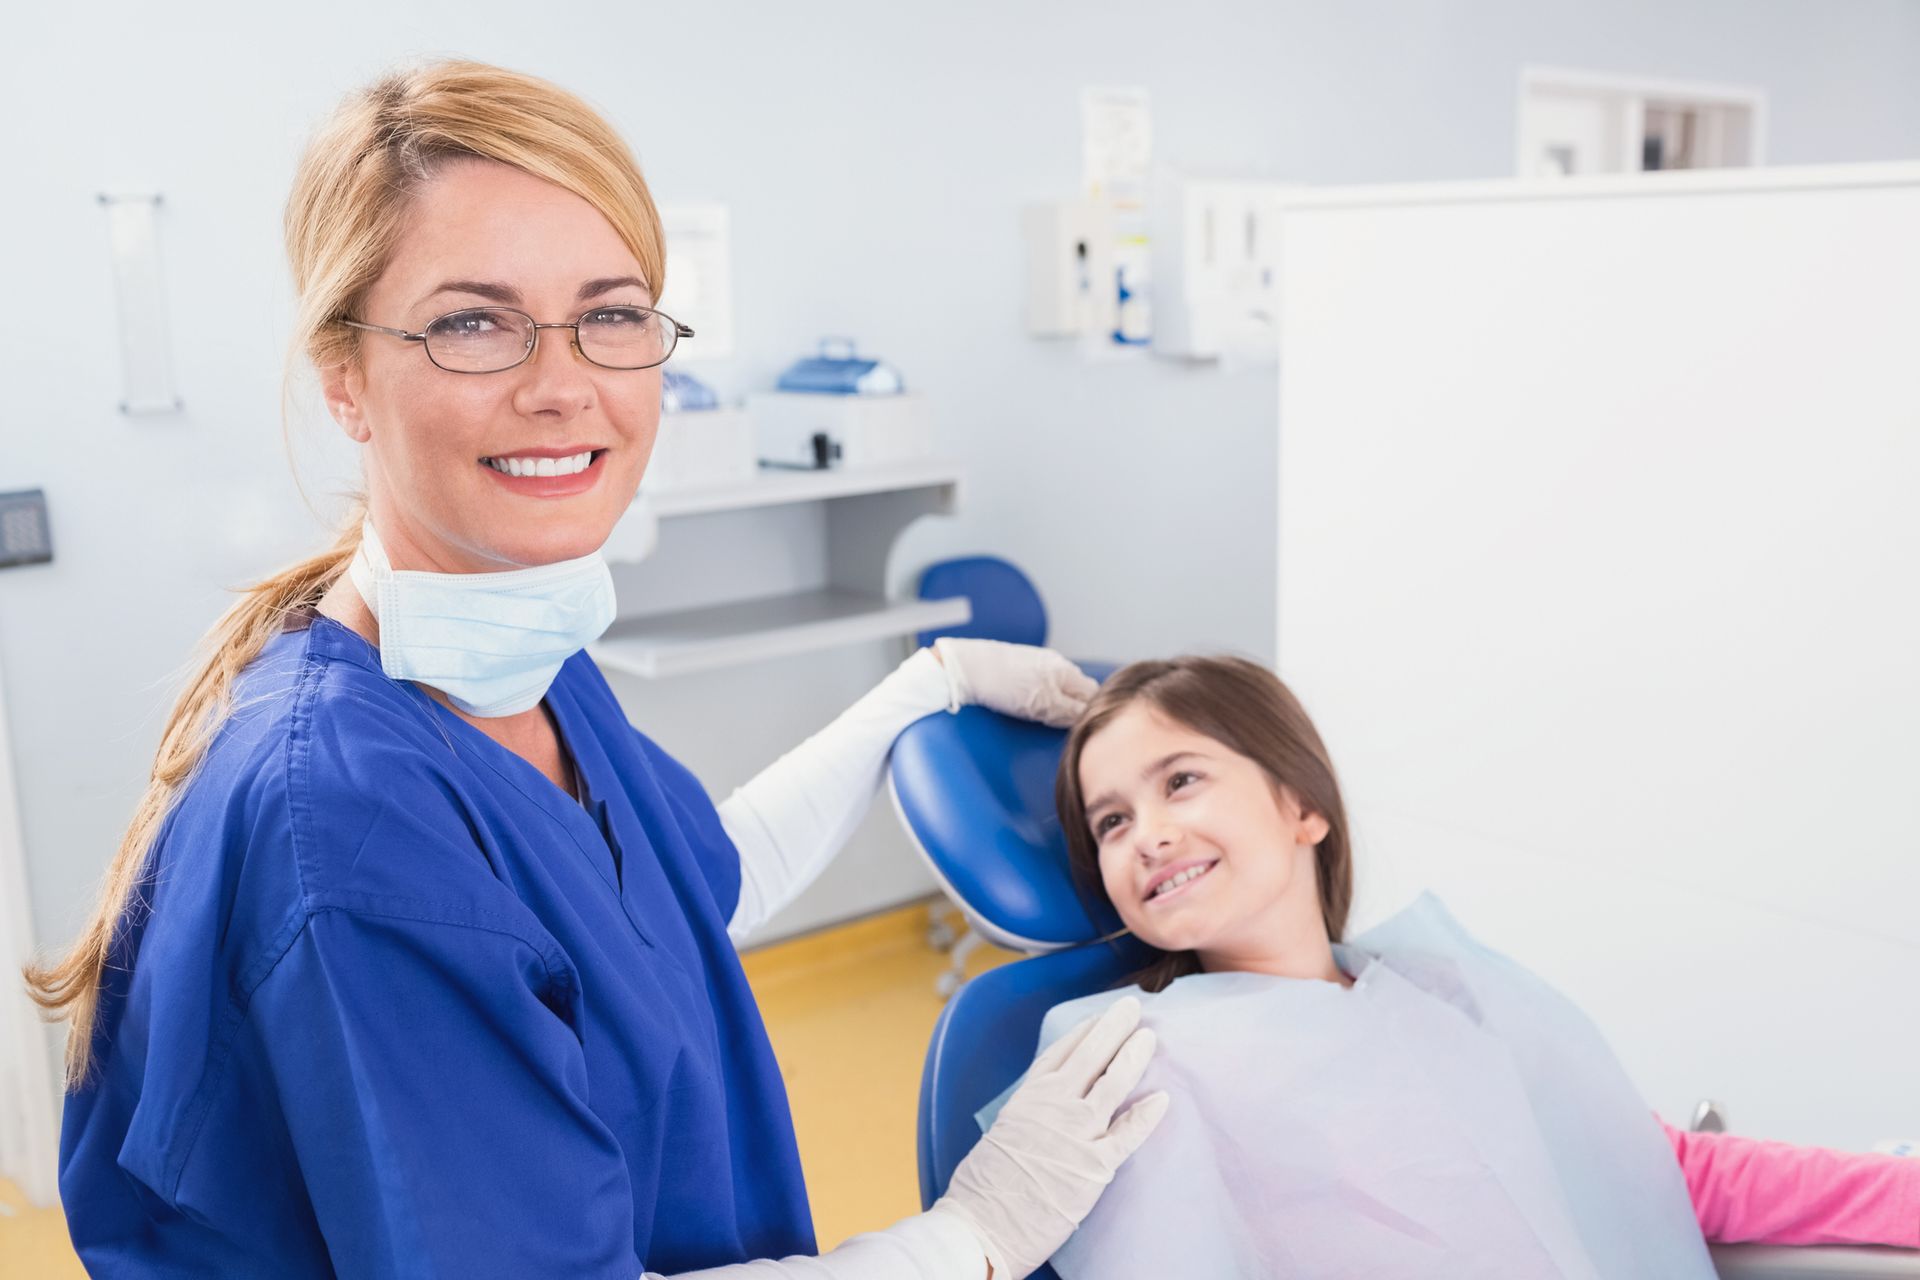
[98,192,183,415]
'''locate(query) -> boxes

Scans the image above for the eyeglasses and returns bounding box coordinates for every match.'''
[342,305,694,373]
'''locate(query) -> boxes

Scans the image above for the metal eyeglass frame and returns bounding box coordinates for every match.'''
[341,305,695,373]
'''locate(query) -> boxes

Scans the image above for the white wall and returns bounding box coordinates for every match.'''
[3,0,1919,1140]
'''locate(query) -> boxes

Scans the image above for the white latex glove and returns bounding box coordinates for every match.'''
[928,996,1169,1280]
[931,638,1100,729]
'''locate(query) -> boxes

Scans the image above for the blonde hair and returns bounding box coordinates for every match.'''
[24,60,667,1087]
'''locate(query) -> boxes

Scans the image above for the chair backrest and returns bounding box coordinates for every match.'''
[889,704,1124,952]
[890,626,1145,1275]
[917,936,1152,1280]
[915,555,1049,649]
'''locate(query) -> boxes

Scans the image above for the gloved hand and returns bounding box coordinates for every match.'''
[928,996,1169,1280]
[931,637,1100,729]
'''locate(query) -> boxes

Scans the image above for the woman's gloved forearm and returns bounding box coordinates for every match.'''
[643,1204,991,1279]
[646,997,1164,1280]
[718,647,948,943]
[718,640,1098,945]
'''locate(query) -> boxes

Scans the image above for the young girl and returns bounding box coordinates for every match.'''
[1029,654,1920,1278]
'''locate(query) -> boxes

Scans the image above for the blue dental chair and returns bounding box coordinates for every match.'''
[889,701,1150,1280]
[913,555,1117,684]
[909,555,1120,993]
[915,555,1051,650]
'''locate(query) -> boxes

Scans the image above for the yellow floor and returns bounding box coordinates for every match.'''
[0,1174,81,1279]
[0,899,1011,1271]
[740,899,1014,1249]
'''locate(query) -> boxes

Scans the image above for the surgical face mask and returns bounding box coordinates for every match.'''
[347,521,617,718]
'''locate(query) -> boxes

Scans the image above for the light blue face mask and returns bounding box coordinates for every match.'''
[347,521,618,718]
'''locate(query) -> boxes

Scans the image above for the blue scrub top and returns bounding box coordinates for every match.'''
[59,614,816,1277]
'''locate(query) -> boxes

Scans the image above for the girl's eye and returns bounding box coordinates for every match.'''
[1093,813,1124,838]
[1168,771,1199,792]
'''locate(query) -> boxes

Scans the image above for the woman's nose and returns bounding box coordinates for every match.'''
[512,326,596,418]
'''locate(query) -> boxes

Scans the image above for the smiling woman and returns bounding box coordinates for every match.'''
[26,58,1163,1280]
[315,159,666,573]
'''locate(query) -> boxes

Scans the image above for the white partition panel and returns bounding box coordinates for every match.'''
[1275,164,1920,1150]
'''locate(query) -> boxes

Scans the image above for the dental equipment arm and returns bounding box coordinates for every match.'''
[719,640,1097,945]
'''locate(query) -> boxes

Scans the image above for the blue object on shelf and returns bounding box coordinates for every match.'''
[774,338,904,396]
[661,369,720,413]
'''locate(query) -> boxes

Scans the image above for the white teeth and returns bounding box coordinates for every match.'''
[1149,862,1216,900]
[484,451,595,478]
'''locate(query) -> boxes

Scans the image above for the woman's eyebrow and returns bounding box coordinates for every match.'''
[576,274,649,301]
[412,276,652,310]
[1084,751,1209,816]
[419,279,522,307]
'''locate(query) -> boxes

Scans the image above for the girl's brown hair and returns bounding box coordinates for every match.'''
[1055,655,1354,993]
[25,59,665,1087]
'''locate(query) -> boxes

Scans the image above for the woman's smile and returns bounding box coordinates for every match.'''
[478,445,610,497]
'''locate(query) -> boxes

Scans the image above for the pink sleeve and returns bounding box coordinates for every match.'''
[1661,1119,1920,1247]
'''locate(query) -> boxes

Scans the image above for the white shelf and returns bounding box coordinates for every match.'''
[591,589,970,679]
[637,459,963,519]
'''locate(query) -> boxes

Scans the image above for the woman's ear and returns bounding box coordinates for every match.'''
[320,361,372,444]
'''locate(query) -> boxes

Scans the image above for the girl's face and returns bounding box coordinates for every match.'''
[321,159,660,573]
[1079,702,1331,969]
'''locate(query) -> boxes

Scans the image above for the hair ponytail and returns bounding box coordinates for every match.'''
[24,512,363,1085]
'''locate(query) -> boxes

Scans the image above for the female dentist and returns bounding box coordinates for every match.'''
[28,60,1165,1280]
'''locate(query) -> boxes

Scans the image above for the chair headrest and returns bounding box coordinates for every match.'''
[916,555,1048,649]
[889,703,1124,952]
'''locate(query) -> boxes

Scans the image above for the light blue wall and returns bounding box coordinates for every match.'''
[3,0,1917,1003]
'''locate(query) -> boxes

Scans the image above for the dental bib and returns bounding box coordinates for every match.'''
[983,895,1716,1279]
[347,521,617,718]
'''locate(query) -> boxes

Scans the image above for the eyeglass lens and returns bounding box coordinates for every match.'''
[423,307,677,372]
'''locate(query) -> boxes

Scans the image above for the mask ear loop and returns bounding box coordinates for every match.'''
[332,527,459,753]
[346,521,388,622]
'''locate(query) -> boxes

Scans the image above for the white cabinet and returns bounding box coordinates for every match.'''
[1517,68,1765,177]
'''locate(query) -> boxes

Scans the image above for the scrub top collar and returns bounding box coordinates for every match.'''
[309,610,592,802]
[310,611,631,903]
